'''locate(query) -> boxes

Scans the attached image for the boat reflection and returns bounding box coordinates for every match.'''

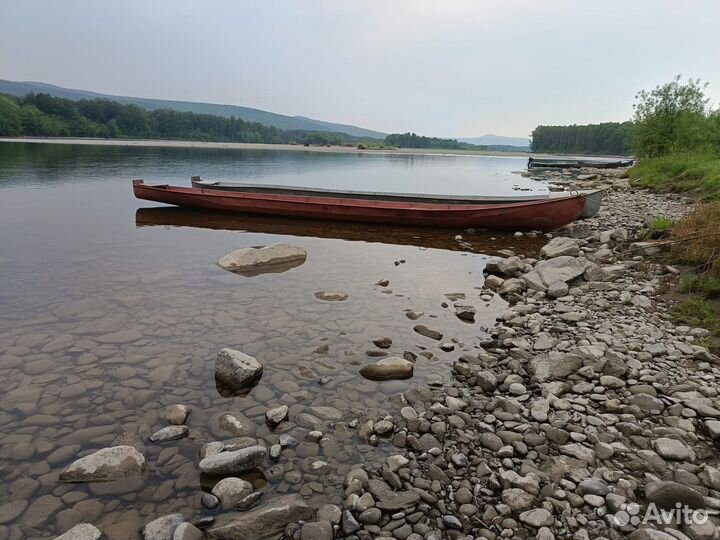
[135,207,545,255]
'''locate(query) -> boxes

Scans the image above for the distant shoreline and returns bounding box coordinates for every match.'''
[0,136,538,158]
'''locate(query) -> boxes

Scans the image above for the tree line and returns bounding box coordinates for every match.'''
[384,132,484,150]
[530,122,632,155]
[0,92,362,146]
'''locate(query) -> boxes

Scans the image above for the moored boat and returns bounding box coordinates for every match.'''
[550,189,604,218]
[132,180,586,231]
[528,157,634,169]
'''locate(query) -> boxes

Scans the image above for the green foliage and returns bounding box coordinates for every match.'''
[671,297,719,331]
[632,75,716,157]
[530,122,632,155]
[0,92,370,145]
[650,215,675,233]
[629,151,720,200]
[683,276,720,297]
[384,132,482,150]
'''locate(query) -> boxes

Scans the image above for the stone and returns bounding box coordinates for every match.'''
[235,492,264,511]
[372,337,393,348]
[368,479,420,511]
[0,500,28,525]
[522,256,587,291]
[149,425,188,442]
[342,510,362,534]
[314,291,348,301]
[540,237,580,259]
[359,357,414,381]
[199,446,267,475]
[413,325,443,340]
[54,523,103,540]
[530,351,582,382]
[215,348,263,390]
[165,404,191,425]
[60,445,146,482]
[653,437,696,461]
[300,521,333,540]
[645,481,705,510]
[142,514,185,540]
[265,406,289,426]
[217,243,307,276]
[206,495,313,540]
[519,508,554,528]
[173,522,204,540]
[211,477,254,508]
[546,280,569,299]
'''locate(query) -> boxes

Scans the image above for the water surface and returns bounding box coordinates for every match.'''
[0,142,545,539]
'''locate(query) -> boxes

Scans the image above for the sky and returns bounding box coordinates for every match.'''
[1,0,719,138]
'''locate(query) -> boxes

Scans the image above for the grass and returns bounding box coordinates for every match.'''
[629,151,720,201]
[671,297,719,332]
[650,215,675,235]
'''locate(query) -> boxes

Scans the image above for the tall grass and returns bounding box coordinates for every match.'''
[629,152,720,200]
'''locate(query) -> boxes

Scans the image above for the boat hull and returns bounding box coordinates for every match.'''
[132,180,585,231]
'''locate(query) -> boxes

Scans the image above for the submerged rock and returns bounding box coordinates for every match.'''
[164,404,191,425]
[314,291,348,301]
[413,324,443,340]
[359,357,414,381]
[142,513,185,540]
[206,494,314,540]
[211,477,254,509]
[149,425,188,442]
[265,405,289,426]
[217,243,307,276]
[54,523,103,540]
[199,445,267,475]
[60,445,146,482]
[215,348,263,390]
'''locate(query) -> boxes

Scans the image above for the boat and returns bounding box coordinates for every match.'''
[132,179,586,231]
[528,157,634,169]
[190,177,603,219]
[190,177,551,205]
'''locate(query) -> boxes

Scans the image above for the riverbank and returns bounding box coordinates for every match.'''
[0,136,539,158]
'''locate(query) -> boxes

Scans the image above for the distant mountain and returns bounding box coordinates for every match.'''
[458,134,529,147]
[0,79,387,139]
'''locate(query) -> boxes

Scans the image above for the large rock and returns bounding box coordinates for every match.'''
[540,237,580,259]
[199,445,267,475]
[368,479,420,511]
[60,445,146,482]
[142,514,184,540]
[54,524,103,540]
[522,256,587,291]
[206,495,314,540]
[215,348,263,390]
[211,477,254,508]
[359,357,414,381]
[529,351,583,382]
[645,481,705,510]
[217,243,307,276]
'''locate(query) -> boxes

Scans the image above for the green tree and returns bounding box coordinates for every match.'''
[632,75,711,157]
[0,95,23,135]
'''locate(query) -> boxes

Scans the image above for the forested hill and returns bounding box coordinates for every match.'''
[530,122,633,155]
[0,92,364,145]
[0,79,387,139]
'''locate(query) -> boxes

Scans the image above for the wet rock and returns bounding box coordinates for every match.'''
[211,477,253,508]
[206,495,313,540]
[199,445,267,475]
[235,491,264,511]
[173,523,204,540]
[359,357,414,381]
[149,425,188,442]
[165,404,191,425]
[60,445,146,482]
[454,305,476,322]
[314,291,348,301]
[300,521,333,540]
[0,500,28,525]
[215,348,263,390]
[54,523,103,540]
[342,510,362,534]
[373,337,393,348]
[368,479,420,511]
[217,243,307,276]
[413,325,443,340]
[142,514,184,540]
[201,493,219,509]
[265,406,289,427]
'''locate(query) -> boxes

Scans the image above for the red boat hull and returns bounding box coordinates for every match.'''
[132,180,585,231]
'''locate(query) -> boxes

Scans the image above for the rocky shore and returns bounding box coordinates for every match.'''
[6,168,720,540]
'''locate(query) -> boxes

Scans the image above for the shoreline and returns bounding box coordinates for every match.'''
[0,136,543,159]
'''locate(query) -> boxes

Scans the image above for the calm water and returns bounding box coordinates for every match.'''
[0,142,546,539]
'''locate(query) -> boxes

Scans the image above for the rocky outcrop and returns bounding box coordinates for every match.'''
[59,445,146,482]
[217,243,307,276]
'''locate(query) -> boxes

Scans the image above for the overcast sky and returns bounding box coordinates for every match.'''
[1,0,719,138]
